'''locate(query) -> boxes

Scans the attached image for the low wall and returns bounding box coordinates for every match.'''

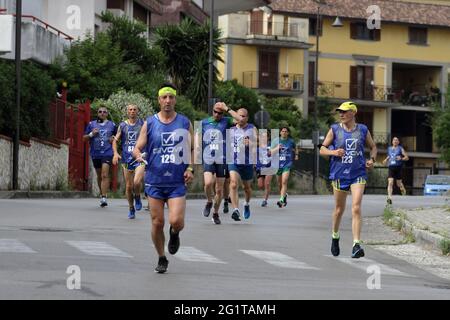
[0,135,69,190]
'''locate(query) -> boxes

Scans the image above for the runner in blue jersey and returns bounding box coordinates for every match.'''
[83,106,117,208]
[256,130,274,207]
[133,83,194,274]
[199,101,240,224]
[112,104,145,219]
[382,136,409,205]
[320,101,377,259]
[227,108,258,221]
[272,127,299,208]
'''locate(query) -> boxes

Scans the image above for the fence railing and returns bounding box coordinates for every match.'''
[243,71,303,92]
[313,81,439,106]
[248,20,306,41]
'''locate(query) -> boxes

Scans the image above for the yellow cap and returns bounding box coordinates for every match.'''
[336,101,357,113]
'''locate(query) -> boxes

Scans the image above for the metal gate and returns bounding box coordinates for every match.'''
[49,93,91,191]
[67,101,91,191]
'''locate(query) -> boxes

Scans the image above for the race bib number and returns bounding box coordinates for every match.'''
[342,156,353,164]
[210,144,219,151]
[161,154,176,164]
[280,156,286,161]
[127,146,134,153]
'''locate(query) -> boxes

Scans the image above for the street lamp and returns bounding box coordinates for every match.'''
[207,0,215,115]
[312,1,343,194]
[13,0,22,190]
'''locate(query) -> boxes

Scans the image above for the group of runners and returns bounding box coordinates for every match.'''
[84,83,409,273]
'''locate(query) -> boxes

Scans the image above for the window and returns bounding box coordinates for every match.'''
[133,1,147,24]
[309,17,322,36]
[409,27,427,45]
[107,0,125,10]
[350,22,380,41]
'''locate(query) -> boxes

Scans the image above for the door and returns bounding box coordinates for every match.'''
[259,51,278,89]
[350,66,374,100]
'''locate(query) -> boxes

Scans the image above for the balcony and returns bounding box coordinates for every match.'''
[243,71,303,94]
[309,81,442,107]
[219,13,310,49]
[313,81,394,103]
[372,131,390,150]
[0,13,72,65]
[247,20,308,43]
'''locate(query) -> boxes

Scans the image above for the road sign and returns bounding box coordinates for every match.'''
[254,110,270,129]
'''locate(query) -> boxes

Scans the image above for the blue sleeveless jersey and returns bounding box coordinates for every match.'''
[119,119,144,164]
[329,123,368,180]
[387,146,404,167]
[256,146,272,170]
[227,123,256,165]
[145,114,191,187]
[278,138,296,169]
[85,120,117,159]
[201,116,233,164]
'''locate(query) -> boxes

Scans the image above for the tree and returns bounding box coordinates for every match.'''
[154,18,222,109]
[433,86,450,164]
[100,11,166,74]
[52,32,147,102]
[0,60,55,140]
[215,80,261,120]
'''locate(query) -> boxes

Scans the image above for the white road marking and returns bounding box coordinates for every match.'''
[241,250,320,270]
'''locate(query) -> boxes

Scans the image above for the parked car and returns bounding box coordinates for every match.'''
[423,175,450,196]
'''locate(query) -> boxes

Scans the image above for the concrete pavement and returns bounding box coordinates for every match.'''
[0,195,449,299]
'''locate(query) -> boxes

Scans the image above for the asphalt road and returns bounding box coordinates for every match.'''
[0,195,449,300]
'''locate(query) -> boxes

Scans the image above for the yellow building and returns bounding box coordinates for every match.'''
[218,9,312,117]
[219,0,450,189]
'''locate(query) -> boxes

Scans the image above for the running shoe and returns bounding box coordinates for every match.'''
[154,256,169,273]
[203,202,213,217]
[331,238,340,256]
[261,200,268,207]
[168,226,180,255]
[277,199,285,208]
[135,195,142,211]
[387,198,392,205]
[351,243,365,259]
[212,213,221,225]
[244,204,251,219]
[223,199,229,214]
[231,209,241,221]
[100,197,108,208]
[283,194,288,207]
[128,207,136,219]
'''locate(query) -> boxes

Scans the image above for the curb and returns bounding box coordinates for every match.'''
[0,191,92,199]
[401,217,447,253]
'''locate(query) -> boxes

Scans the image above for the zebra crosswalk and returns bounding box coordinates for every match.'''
[0,238,414,277]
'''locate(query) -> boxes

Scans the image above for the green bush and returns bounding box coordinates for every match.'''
[92,89,155,124]
[0,59,56,140]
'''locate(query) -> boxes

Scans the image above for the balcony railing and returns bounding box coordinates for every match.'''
[372,131,391,150]
[312,81,440,106]
[314,81,394,102]
[243,71,303,92]
[247,20,307,42]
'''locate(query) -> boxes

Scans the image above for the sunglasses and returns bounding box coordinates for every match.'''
[98,110,108,114]
[213,110,223,115]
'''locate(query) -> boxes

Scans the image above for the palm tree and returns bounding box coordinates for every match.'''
[154,18,223,109]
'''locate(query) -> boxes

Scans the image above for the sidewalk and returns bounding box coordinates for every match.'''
[390,203,450,255]
[0,191,91,199]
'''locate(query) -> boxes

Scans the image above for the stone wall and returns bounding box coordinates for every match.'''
[0,135,69,190]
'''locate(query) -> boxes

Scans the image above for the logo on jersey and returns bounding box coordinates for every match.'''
[99,130,107,138]
[161,132,176,146]
[128,131,137,142]
[345,139,358,151]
